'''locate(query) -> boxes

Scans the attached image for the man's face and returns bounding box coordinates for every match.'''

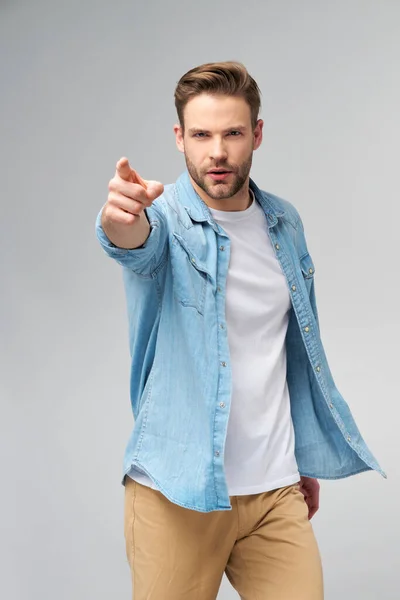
[174,94,263,203]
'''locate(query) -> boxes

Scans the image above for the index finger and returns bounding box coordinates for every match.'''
[116,157,132,181]
[116,157,148,190]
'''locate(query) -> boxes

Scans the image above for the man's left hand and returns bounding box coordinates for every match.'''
[298,476,320,520]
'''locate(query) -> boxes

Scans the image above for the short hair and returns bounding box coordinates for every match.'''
[174,61,262,133]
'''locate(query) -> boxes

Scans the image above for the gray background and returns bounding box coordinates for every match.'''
[1,0,398,598]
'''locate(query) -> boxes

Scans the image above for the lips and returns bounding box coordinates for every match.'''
[208,171,232,181]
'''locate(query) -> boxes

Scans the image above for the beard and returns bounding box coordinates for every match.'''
[184,151,253,200]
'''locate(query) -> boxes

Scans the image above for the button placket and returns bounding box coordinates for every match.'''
[214,236,229,478]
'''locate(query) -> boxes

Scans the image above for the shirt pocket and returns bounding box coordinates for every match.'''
[170,232,212,315]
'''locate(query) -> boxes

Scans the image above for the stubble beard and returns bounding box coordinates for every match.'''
[184,151,253,200]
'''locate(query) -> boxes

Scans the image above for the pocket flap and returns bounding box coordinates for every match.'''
[300,253,315,279]
[172,232,212,280]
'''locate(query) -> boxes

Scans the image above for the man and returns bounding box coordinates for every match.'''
[95,61,385,600]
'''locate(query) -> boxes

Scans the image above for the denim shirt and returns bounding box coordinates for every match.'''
[95,170,386,513]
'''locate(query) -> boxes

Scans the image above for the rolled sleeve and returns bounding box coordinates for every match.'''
[95,200,168,275]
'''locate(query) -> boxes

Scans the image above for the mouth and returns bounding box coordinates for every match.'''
[207,169,233,181]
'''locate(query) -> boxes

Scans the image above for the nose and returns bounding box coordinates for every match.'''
[209,137,228,163]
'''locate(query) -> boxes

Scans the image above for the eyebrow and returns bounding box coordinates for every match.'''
[188,126,247,135]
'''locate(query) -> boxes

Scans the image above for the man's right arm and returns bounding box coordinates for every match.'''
[95,157,167,275]
[102,204,151,250]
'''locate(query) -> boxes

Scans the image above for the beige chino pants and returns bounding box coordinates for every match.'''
[124,477,324,599]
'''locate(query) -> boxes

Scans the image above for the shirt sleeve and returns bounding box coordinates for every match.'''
[95,200,168,276]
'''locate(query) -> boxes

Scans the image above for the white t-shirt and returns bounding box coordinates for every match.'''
[128,189,300,496]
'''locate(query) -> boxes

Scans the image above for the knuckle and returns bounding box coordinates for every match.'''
[107,191,117,205]
[133,201,144,214]
[124,213,136,226]
[104,201,114,216]
[132,182,145,196]
[108,177,117,191]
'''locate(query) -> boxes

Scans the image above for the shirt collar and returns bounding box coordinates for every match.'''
[175,170,285,228]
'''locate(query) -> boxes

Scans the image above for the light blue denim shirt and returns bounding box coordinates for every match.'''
[95,170,386,513]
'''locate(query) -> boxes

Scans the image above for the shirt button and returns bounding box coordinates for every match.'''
[304,326,310,333]
[191,257,196,264]
[316,366,321,372]
[221,361,227,367]
[220,402,226,408]
[215,450,220,457]
[329,403,334,409]
[219,245,225,251]
[347,435,351,442]
[309,268,314,274]
[292,285,296,291]
[220,323,225,329]
[275,243,280,250]
[217,286,221,292]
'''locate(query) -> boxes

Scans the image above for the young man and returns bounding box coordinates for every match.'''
[95,61,385,600]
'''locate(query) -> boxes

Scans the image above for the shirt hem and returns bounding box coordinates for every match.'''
[227,472,300,496]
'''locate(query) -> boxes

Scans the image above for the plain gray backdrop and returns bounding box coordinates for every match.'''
[1,1,398,598]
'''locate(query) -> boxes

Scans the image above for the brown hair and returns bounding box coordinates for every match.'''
[174,61,262,133]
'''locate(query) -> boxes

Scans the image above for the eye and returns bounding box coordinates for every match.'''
[228,131,241,136]
[193,132,207,138]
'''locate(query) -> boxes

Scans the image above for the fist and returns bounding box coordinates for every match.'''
[104,157,164,226]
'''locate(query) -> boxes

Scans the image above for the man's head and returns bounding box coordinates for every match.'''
[173,61,263,209]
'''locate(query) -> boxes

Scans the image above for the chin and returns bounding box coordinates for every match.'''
[206,183,229,193]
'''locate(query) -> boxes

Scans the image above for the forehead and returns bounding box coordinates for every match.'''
[183,93,251,130]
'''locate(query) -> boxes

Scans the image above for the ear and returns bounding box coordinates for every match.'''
[253,119,264,151]
[174,123,185,153]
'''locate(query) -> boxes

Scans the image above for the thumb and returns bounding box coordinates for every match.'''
[145,180,164,201]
